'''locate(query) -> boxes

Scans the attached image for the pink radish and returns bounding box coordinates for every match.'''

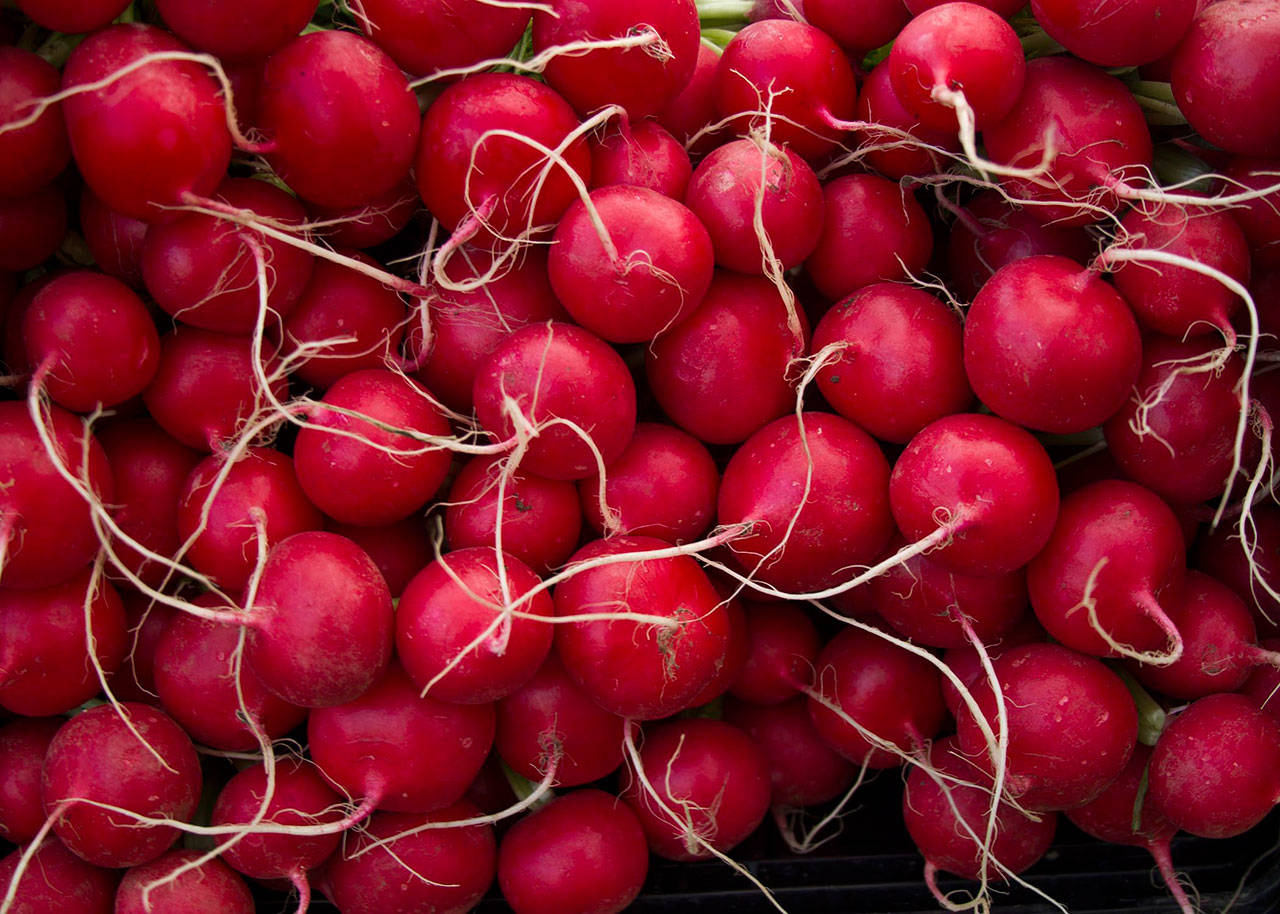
[305,176,420,251]
[657,41,721,154]
[16,0,129,32]
[78,188,147,287]
[729,602,820,706]
[1194,501,1280,634]
[1223,156,1280,270]
[325,517,433,598]
[108,589,172,705]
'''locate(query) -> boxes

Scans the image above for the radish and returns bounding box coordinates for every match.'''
[729,601,821,707]
[656,41,722,154]
[153,0,318,60]
[0,839,117,914]
[805,0,911,55]
[939,614,1046,716]
[0,48,70,198]
[357,0,530,77]
[1194,501,1280,634]
[0,718,60,844]
[589,119,692,199]
[1223,156,1280,270]
[305,176,420,251]
[325,516,433,598]
[78,188,147,288]
[683,594,750,709]
[114,849,253,914]
[15,0,129,32]
[0,185,65,273]
[1242,637,1280,723]
[852,61,962,182]
[108,589,172,705]
[1031,0,1197,66]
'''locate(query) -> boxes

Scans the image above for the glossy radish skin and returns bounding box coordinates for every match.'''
[357,0,530,76]
[1149,693,1280,838]
[0,840,117,914]
[154,0,318,60]
[115,850,254,914]
[805,0,911,55]
[1028,480,1186,660]
[890,413,1059,576]
[61,25,231,222]
[963,255,1142,434]
[1067,743,1173,847]
[1032,0,1196,66]
[0,717,61,843]
[78,189,148,287]
[657,42,721,153]
[326,516,433,598]
[717,412,894,594]
[17,0,129,32]
[729,602,821,706]
[724,696,857,807]
[939,615,1046,716]
[589,119,692,199]
[42,703,202,868]
[853,61,962,182]
[0,48,70,197]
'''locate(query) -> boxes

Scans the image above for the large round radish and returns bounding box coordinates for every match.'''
[0,839,117,914]
[114,849,253,914]
[356,0,530,76]
[0,48,70,198]
[1031,0,1196,66]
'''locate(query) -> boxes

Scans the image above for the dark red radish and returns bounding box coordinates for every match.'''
[415,245,565,413]
[0,839,117,914]
[357,0,530,76]
[1194,502,1280,635]
[472,322,637,481]
[890,413,1059,577]
[498,789,649,914]
[114,849,254,914]
[724,696,857,807]
[0,185,66,272]
[684,138,824,275]
[656,41,721,153]
[717,412,894,594]
[963,254,1143,434]
[416,73,591,248]
[805,174,933,302]
[806,0,911,55]
[42,703,201,867]
[1032,0,1196,66]
[142,326,287,452]
[309,662,495,814]
[1223,157,1280,271]
[1103,338,1250,505]
[444,455,582,575]
[246,531,393,708]
[548,184,713,343]
[812,282,973,444]
[554,535,732,720]
[325,803,496,914]
[153,604,306,751]
[807,626,947,768]
[15,0,129,32]
[532,0,701,120]
[495,653,629,788]
[888,2,1025,132]
[852,61,962,182]
[0,400,114,591]
[78,189,148,288]
[292,369,453,527]
[305,176,420,251]
[577,422,720,543]
[1028,480,1186,663]
[714,19,858,162]
[1242,637,1280,723]
[61,24,232,222]
[464,753,519,817]
[1148,692,1280,838]
[954,642,1138,811]
[730,602,820,706]
[0,718,60,843]
[945,191,1096,302]
[646,271,806,445]
[396,547,553,704]
[621,718,771,861]
[141,177,314,335]
[0,48,70,198]
[325,516,433,598]
[260,31,420,208]
[1172,0,1280,158]
[154,0,317,60]
[108,589,172,705]
[683,595,750,709]
[983,57,1154,226]
[0,571,126,717]
[589,119,692,199]
[939,614,1046,716]
[1,272,57,378]
[22,270,159,412]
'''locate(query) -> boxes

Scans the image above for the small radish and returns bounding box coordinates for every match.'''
[589,119,692,199]
[114,849,253,914]
[723,696,857,808]
[325,517,433,598]
[852,61,962,182]
[729,602,821,707]
[16,0,129,32]
[1194,502,1280,636]
[0,839,117,914]
[305,176,420,251]
[78,189,148,288]
[0,718,60,843]
[657,42,721,154]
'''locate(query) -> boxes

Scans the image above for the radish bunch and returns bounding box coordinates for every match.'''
[2,0,1280,913]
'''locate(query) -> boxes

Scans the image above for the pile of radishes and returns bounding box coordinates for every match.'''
[2,0,1279,911]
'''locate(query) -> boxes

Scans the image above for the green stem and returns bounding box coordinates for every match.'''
[700,27,742,50]
[696,0,755,26]
[501,761,555,812]
[1115,666,1168,746]
[1152,144,1216,194]
[1131,80,1187,127]
[1019,28,1066,59]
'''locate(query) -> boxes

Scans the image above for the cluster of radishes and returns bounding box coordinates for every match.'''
[1,0,1279,912]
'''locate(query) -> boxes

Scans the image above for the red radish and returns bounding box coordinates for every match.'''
[61,24,232,222]
[1148,692,1280,838]
[548,184,713,343]
[888,2,1025,132]
[657,41,721,153]
[807,626,947,768]
[812,282,973,444]
[0,48,70,197]
[0,400,114,591]
[0,570,126,717]
[1194,502,1280,635]
[1032,0,1196,66]
[1028,480,1186,663]
[416,73,591,248]
[357,0,530,76]
[444,455,582,575]
[495,653,629,788]
[78,189,148,287]
[939,614,1046,716]
[22,270,159,411]
[532,0,701,119]
[305,176,420,251]
[0,718,60,843]
[472,322,637,481]
[890,413,1059,577]
[577,422,720,542]
[153,604,306,751]
[42,703,201,867]
[963,254,1143,434]
[396,547,554,704]
[1223,156,1280,270]
[154,0,318,60]
[1242,637,1280,723]
[246,531,393,708]
[805,175,933,302]
[683,595,750,709]
[717,412,894,594]
[0,839,117,914]
[645,271,806,445]
[325,803,496,914]
[176,447,322,590]
[260,31,420,208]
[805,0,911,55]
[498,789,650,914]
[108,589,172,705]
[589,119,692,199]
[0,185,66,273]
[714,19,858,162]
[310,662,495,813]
[954,642,1138,811]
[852,61,962,182]
[684,138,824,275]
[1171,0,1280,158]
[325,516,432,598]
[724,696,857,808]
[292,368,453,526]
[554,535,732,720]
[16,0,129,32]
[114,849,253,914]
[730,602,820,706]
[141,177,314,335]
